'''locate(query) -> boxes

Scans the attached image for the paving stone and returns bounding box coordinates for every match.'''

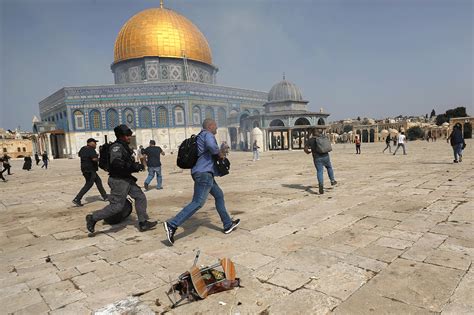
[305,262,373,300]
[39,280,87,310]
[0,290,44,314]
[12,301,50,315]
[355,244,403,263]
[232,251,275,270]
[268,289,340,314]
[48,301,91,315]
[334,285,433,314]
[441,269,474,314]
[374,237,414,250]
[366,258,464,312]
[430,222,474,242]
[424,249,471,271]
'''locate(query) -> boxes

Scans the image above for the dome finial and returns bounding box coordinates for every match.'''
[160,0,164,8]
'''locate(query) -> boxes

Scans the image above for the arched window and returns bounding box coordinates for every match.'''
[157,107,168,127]
[253,110,260,116]
[192,106,201,125]
[270,119,285,127]
[295,117,310,126]
[217,108,226,127]
[90,110,101,130]
[73,110,85,130]
[123,108,135,127]
[317,118,325,125]
[106,109,119,128]
[174,106,185,126]
[139,107,152,128]
[205,106,214,120]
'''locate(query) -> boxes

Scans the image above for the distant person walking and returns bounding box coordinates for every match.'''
[355,136,361,154]
[163,118,240,245]
[252,140,260,161]
[447,124,464,163]
[137,145,146,167]
[0,157,7,182]
[41,151,49,169]
[72,138,108,207]
[143,140,165,190]
[2,154,12,175]
[34,153,41,165]
[393,132,407,155]
[304,129,337,194]
[22,156,32,171]
[383,135,392,153]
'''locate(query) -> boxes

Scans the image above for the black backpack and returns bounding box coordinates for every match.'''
[177,133,200,169]
[98,143,111,171]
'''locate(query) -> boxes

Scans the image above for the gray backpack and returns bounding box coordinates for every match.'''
[313,135,332,154]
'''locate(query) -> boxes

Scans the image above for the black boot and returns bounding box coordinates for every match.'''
[86,214,96,233]
[139,220,158,232]
[319,184,324,194]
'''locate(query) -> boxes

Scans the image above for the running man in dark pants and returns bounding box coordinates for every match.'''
[2,154,12,175]
[73,138,108,207]
[85,125,157,234]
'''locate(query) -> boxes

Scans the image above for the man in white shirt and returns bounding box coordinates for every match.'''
[393,132,407,155]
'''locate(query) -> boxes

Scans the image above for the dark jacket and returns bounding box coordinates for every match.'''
[108,139,142,181]
[449,128,463,146]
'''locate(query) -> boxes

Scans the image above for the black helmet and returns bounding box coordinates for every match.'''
[114,124,133,137]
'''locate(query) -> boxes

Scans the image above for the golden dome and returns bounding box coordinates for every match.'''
[114,7,212,65]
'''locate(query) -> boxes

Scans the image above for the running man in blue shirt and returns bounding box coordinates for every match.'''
[163,119,240,245]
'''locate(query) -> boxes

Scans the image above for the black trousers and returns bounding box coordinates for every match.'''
[2,163,11,175]
[74,171,107,201]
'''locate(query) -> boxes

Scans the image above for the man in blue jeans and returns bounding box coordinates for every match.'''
[304,128,337,194]
[143,140,165,190]
[164,118,240,245]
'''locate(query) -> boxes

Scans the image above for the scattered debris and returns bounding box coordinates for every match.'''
[94,296,154,315]
[167,250,241,308]
[45,256,51,263]
[219,301,227,306]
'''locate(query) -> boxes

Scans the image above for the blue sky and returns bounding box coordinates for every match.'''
[1,0,472,130]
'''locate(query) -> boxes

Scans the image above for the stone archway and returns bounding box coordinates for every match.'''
[270,119,285,127]
[369,129,375,142]
[294,117,310,126]
[362,130,369,143]
[464,122,472,139]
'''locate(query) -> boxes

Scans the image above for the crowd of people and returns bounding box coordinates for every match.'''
[2,120,467,246]
[0,151,49,182]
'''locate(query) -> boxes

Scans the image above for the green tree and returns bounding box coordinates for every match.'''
[407,126,425,140]
[436,114,449,126]
[430,109,436,118]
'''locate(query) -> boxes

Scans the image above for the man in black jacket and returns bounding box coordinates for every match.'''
[73,138,108,207]
[85,125,157,234]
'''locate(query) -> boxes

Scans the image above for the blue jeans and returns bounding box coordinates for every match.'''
[144,166,162,188]
[168,172,232,229]
[452,143,463,161]
[253,150,259,160]
[314,155,335,187]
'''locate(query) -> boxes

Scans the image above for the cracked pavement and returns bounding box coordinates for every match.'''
[0,140,472,314]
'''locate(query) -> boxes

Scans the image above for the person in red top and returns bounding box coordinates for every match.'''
[355,136,361,154]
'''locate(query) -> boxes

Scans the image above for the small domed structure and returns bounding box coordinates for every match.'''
[268,80,303,102]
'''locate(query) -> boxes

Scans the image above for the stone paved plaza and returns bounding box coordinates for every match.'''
[0,140,472,314]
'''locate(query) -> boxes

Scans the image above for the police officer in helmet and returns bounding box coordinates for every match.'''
[86,124,157,234]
